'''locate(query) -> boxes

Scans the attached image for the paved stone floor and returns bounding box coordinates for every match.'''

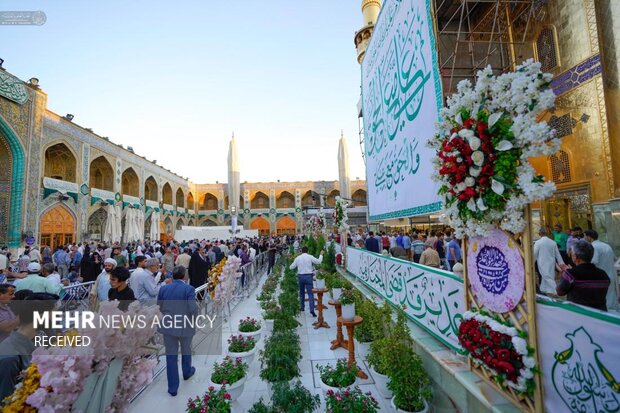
[129,275,399,412]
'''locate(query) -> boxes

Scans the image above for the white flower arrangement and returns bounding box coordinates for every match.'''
[429,59,560,238]
[462,311,537,393]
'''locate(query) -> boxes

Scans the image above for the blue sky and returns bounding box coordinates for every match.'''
[1,0,366,183]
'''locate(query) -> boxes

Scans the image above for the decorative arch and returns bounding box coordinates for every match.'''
[352,189,367,206]
[0,117,25,248]
[276,191,295,208]
[188,219,195,226]
[301,190,319,207]
[250,216,270,236]
[39,203,76,250]
[276,215,296,235]
[251,191,269,209]
[89,156,114,191]
[44,142,77,182]
[163,216,173,236]
[187,192,195,210]
[162,182,173,204]
[144,176,158,201]
[326,190,340,208]
[202,193,218,210]
[176,188,185,207]
[121,167,139,197]
[176,218,185,230]
[87,207,107,241]
[224,195,229,210]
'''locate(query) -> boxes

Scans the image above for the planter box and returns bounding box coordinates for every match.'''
[319,376,357,397]
[331,288,342,301]
[227,345,257,365]
[238,325,262,342]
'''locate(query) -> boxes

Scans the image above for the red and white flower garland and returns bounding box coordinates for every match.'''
[429,59,560,238]
[459,311,536,394]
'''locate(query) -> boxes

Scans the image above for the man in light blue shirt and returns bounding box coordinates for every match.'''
[15,263,62,296]
[448,238,462,271]
[402,233,412,261]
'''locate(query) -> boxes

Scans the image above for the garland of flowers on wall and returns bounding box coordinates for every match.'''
[458,311,537,395]
[428,59,559,238]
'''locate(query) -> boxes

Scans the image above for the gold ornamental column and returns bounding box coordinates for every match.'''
[594,0,620,197]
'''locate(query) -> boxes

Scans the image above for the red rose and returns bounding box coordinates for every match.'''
[463,118,475,128]
[481,164,494,176]
[497,349,511,361]
[497,361,516,376]
[477,122,488,137]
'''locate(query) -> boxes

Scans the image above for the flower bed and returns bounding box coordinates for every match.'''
[458,311,536,394]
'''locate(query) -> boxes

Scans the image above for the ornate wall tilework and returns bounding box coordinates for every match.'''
[0,95,31,147]
[27,94,44,237]
[551,54,602,96]
[0,71,29,105]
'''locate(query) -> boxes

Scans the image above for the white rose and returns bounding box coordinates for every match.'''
[467,198,476,211]
[496,140,513,151]
[492,179,505,195]
[469,167,481,177]
[471,151,485,166]
[465,177,475,187]
[458,128,474,139]
[468,136,481,150]
[455,182,467,192]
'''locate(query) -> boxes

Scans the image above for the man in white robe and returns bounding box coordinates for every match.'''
[585,229,618,310]
[534,228,565,295]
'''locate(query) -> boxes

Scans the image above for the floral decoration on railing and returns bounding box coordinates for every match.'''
[458,311,537,395]
[305,208,325,234]
[208,257,227,300]
[2,301,160,412]
[332,196,349,233]
[428,59,559,238]
[213,256,241,304]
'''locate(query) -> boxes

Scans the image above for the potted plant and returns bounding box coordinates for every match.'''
[262,305,280,332]
[209,356,249,400]
[354,299,384,358]
[329,276,344,301]
[261,299,278,311]
[238,316,262,341]
[259,330,301,387]
[186,385,232,413]
[315,270,326,289]
[227,334,257,364]
[325,386,380,413]
[339,288,356,321]
[249,380,320,413]
[388,346,432,412]
[366,337,393,399]
[316,359,357,396]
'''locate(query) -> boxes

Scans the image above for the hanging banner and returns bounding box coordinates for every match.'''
[361,0,443,221]
[537,298,620,413]
[346,247,464,350]
[467,229,524,313]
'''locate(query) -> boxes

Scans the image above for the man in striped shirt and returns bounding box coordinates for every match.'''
[556,239,610,311]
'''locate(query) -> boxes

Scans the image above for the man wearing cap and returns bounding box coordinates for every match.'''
[14,263,62,295]
[90,258,117,309]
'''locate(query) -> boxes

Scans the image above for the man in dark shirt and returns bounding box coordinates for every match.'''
[108,267,136,311]
[557,239,610,311]
[365,231,381,253]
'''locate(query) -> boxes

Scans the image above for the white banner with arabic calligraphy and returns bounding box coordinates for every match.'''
[536,298,620,413]
[361,0,443,221]
[346,247,464,350]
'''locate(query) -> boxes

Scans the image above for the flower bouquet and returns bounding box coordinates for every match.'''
[332,196,349,233]
[428,59,559,238]
[186,385,232,413]
[325,387,379,413]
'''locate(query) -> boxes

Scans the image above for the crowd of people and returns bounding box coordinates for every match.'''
[0,235,289,401]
